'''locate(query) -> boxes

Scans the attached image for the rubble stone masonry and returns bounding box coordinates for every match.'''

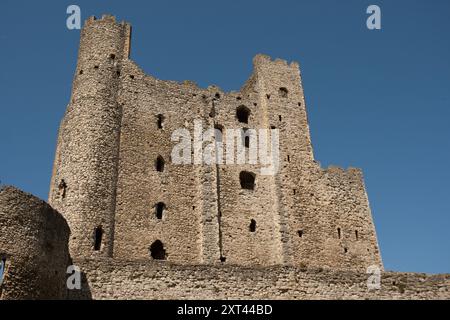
[0,15,448,300]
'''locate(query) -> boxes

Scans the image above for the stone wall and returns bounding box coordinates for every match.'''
[68,258,450,300]
[0,186,70,300]
[49,15,382,272]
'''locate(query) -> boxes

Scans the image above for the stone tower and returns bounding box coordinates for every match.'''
[3,13,450,301]
[49,15,131,257]
[49,15,382,272]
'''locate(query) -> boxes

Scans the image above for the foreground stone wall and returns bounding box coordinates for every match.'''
[0,186,70,300]
[68,258,449,300]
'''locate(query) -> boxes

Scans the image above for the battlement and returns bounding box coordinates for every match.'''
[85,14,130,27]
[253,54,300,70]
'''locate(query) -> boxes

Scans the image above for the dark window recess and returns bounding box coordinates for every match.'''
[93,226,103,251]
[244,136,250,148]
[270,126,276,130]
[240,171,256,190]
[355,230,359,240]
[220,256,226,263]
[94,65,99,69]
[298,230,303,237]
[130,75,135,79]
[155,202,165,219]
[109,54,116,60]
[337,228,341,239]
[344,247,348,253]
[0,257,6,286]
[293,189,296,195]
[79,70,83,75]
[156,156,165,172]
[249,219,256,232]
[279,87,288,98]
[266,94,271,100]
[150,240,166,260]
[215,92,221,99]
[209,107,215,118]
[157,114,164,129]
[287,155,290,162]
[58,179,67,199]
[279,115,282,121]
[236,105,250,124]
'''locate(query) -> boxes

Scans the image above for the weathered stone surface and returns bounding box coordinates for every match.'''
[68,258,450,300]
[49,15,382,272]
[1,15,448,300]
[0,186,70,300]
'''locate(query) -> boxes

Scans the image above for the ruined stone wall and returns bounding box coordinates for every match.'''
[112,61,209,264]
[287,164,383,272]
[0,187,70,300]
[68,258,450,300]
[49,15,383,272]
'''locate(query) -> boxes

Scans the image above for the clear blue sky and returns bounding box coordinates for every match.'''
[0,0,449,274]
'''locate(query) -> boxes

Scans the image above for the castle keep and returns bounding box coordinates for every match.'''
[0,15,448,300]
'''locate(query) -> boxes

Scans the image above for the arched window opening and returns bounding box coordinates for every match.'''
[93,226,103,251]
[157,114,164,129]
[337,227,341,239]
[58,179,67,199]
[156,156,165,172]
[298,230,303,237]
[279,87,288,98]
[150,240,166,260]
[240,171,255,190]
[236,105,250,124]
[242,128,250,148]
[155,202,166,219]
[214,124,223,142]
[249,219,256,232]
